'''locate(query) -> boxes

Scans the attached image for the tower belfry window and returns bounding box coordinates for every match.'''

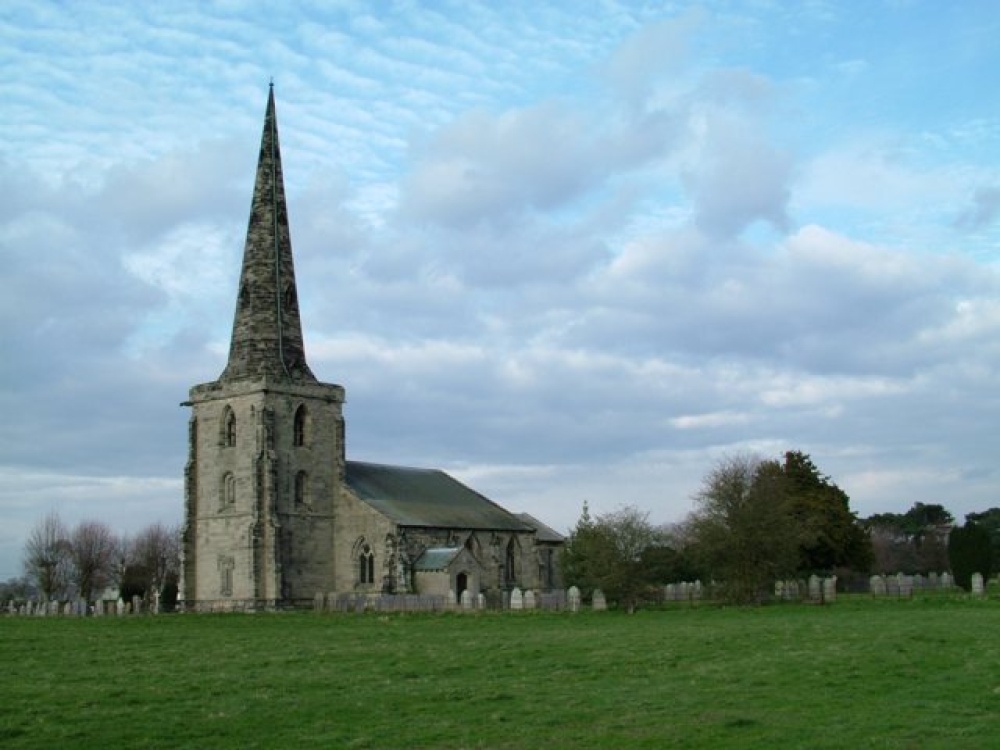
[293,405,309,447]
[222,406,236,447]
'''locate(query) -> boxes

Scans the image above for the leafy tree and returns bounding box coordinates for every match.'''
[68,521,117,603]
[22,512,70,600]
[686,455,799,605]
[783,451,872,574]
[562,503,663,613]
[864,502,953,574]
[948,522,993,591]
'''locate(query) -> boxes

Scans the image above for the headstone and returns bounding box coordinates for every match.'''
[449,588,457,607]
[928,572,940,589]
[510,587,523,611]
[774,580,784,599]
[592,589,607,611]
[313,592,324,612]
[460,589,473,609]
[913,574,925,590]
[822,576,837,603]
[941,572,953,589]
[49,600,59,616]
[664,583,677,601]
[808,575,822,602]
[693,580,703,600]
[897,573,913,598]
[132,594,142,614]
[7,600,14,615]
[567,585,581,613]
[524,589,536,610]
[477,593,486,610]
[972,572,984,596]
[870,575,886,596]
[116,597,125,616]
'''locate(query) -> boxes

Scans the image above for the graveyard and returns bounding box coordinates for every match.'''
[3,593,1000,748]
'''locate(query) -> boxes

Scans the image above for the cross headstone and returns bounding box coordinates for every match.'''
[592,589,607,611]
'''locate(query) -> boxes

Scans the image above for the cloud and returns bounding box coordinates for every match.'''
[955,185,1000,230]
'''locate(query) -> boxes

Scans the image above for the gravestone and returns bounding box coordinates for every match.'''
[132,595,142,614]
[693,580,703,600]
[592,589,607,611]
[897,573,913,598]
[116,597,125,616]
[972,572,984,596]
[313,592,324,612]
[941,572,953,589]
[477,593,486,610]
[808,575,821,602]
[928,572,940,589]
[774,581,784,599]
[913,574,924,590]
[524,589,536,610]
[664,583,677,601]
[460,589,473,609]
[510,587,524,611]
[568,586,581,613]
[822,576,837,603]
[7,600,14,615]
[870,575,886,596]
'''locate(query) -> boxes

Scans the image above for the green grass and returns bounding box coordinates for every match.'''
[3,596,1000,748]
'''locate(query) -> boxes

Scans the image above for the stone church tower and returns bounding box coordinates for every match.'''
[179,86,345,609]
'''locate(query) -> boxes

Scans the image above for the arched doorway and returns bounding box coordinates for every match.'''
[455,572,469,603]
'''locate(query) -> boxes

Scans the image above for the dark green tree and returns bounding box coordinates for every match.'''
[783,451,872,574]
[561,503,663,613]
[948,522,993,591]
[687,455,800,604]
[964,508,1000,575]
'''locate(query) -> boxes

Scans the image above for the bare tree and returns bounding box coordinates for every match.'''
[68,521,117,603]
[128,522,181,608]
[22,512,70,601]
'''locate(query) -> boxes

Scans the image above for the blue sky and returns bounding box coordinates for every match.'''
[1,1,999,580]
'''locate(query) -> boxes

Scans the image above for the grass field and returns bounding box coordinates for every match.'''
[3,596,1000,748]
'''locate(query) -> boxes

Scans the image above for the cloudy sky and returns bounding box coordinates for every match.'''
[2,1,998,580]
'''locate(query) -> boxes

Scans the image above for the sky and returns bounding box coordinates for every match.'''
[1,1,999,581]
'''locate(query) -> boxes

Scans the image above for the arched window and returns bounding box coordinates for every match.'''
[358,544,375,585]
[293,405,309,447]
[221,472,235,509]
[221,406,236,447]
[294,471,308,506]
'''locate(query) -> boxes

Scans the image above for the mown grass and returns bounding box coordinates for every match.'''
[2,596,1000,748]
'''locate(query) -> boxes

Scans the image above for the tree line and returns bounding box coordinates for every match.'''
[562,450,997,609]
[2,512,180,609]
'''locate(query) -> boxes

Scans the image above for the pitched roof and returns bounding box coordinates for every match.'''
[221,84,315,384]
[412,547,463,572]
[515,512,565,543]
[344,461,534,532]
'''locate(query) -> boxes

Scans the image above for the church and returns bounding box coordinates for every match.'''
[178,87,563,611]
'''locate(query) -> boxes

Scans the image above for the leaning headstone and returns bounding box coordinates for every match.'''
[567,586,581,613]
[592,589,607,611]
[510,587,524,611]
[972,572,984,596]
[870,575,886,596]
[524,589,536,610]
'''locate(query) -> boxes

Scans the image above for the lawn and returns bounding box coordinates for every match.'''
[2,596,999,748]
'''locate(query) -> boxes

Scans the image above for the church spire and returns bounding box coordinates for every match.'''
[221,84,316,383]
